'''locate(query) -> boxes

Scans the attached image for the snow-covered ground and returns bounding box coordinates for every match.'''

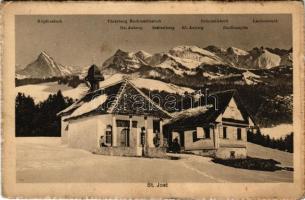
[16,75,194,104]
[242,71,262,85]
[260,124,293,139]
[16,82,88,103]
[16,137,292,183]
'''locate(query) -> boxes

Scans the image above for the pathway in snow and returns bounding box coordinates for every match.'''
[16,137,293,183]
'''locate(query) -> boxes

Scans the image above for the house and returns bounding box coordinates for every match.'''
[164,90,255,159]
[57,65,171,157]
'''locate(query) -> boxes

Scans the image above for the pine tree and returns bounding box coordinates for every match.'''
[15,93,37,136]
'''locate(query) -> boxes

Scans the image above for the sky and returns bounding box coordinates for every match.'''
[16,14,292,69]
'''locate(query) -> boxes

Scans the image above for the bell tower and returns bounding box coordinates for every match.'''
[85,64,104,92]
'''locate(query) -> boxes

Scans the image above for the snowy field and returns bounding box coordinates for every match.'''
[15,75,194,104]
[16,137,293,183]
[16,82,88,103]
[260,124,293,139]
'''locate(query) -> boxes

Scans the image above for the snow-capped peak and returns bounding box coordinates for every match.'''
[135,50,152,61]
[102,49,148,73]
[16,51,72,79]
[40,51,51,58]
[255,49,281,69]
[170,45,217,57]
[227,47,249,56]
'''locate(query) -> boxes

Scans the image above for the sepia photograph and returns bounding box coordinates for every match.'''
[2,2,304,198]
[14,14,295,183]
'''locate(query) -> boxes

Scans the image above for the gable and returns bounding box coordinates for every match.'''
[222,98,245,121]
[110,81,171,119]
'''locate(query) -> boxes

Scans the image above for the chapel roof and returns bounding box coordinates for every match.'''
[58,79,172,121]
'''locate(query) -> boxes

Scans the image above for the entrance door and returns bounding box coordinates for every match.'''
[120,128,129,147]
[179,131,185,147]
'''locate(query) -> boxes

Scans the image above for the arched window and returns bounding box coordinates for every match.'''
[106,125,112,145]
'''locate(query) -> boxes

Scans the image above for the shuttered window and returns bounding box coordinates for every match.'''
[204,127,210,139]
[106,125,112,145]
[192,131,197,142]
[237,128,242,140]
[223,127,227,139]
[153,120,160,133]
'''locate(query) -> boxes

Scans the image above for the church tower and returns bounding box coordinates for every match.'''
[85,64,104,92]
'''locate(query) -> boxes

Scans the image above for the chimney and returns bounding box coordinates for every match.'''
[85,64,104,92]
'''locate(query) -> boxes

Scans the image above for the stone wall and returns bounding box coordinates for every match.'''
[146,147,167,158]
[96,146,138,156]
[215,147,247,159]
[95,146,167,158]
[186,149,217,157]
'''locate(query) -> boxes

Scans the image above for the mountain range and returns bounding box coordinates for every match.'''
[15,45,293,128]
[100,45,292,86]
[16,45,292,86]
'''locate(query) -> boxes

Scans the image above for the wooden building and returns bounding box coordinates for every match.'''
[164,90,255,159]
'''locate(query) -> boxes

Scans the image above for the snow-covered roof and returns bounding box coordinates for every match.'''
[165,90,254,129]
[58,78,172,121]
[69,94,107,118]
[166,105,212,125]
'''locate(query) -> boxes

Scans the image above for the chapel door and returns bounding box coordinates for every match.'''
[120,128,129,147]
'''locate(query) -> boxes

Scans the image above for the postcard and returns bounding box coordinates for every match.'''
[1,1,304,198]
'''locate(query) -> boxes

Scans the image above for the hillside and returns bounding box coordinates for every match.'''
[15,75,195,103]
[247,142,292,167]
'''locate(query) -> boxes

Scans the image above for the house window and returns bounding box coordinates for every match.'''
[132,121,138,128]
[153,120,160,133]
[116,120,129,127]
[223,127,227,139]
[237,128,242,140]
[116,120,137,128]
[105,125,112,145]
[192,131,197,142]
[204,127,210,139]
[65,124,69,131]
